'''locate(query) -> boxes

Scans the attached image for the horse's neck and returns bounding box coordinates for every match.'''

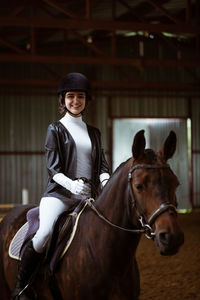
[82,164,139,261]
[95,171,129,224]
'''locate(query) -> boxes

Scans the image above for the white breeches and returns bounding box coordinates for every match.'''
[32,197,69,253]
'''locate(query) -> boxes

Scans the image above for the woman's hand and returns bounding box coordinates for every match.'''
[70,179,91,196]
[53,173,91,196]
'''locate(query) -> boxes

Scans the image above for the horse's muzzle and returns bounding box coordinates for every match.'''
[155,229,184,256]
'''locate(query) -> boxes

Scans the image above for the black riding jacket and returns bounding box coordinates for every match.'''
[43,121,110,206]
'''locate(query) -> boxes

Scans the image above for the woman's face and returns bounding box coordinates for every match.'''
[65,91,86,116]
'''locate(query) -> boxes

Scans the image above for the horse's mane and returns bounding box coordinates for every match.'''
[97,148,158,202]
[143,149,157,163]
[110,149,157,179]
[107,158,131,185]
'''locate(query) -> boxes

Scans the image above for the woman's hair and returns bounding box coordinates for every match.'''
[58,92,67,116]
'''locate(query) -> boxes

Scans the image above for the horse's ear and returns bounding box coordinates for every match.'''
[132,130,146,159]
[159,131,177,161]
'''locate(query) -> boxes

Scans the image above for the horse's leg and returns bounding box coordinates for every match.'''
[0,205,57,300]
[0,257,10,300]
[0,205,34,296]
[107,258,140,300]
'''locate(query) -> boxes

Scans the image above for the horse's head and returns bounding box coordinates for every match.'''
[129,130,184,255]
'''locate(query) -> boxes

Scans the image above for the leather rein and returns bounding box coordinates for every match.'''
[85,163,177,240]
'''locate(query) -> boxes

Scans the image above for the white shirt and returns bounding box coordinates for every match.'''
[60,113,92,179]
[53,113,110,194]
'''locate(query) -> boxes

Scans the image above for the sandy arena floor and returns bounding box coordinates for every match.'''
[136,211,200,300]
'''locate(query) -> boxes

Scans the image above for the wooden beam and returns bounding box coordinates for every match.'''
[92,80,200,90]
[0,16,199,34]
[0,78,199,91]
[86,0,92,20]
[37,63,60,79]
[112,0,116,20]
[0,53,141,67]
[0,37,26,54]
[42,0,77,18]
[71,30,107,56]
[185,0,191,23]
[10,5,25,16]
[0,54,200,67]
[30,6,36,55]
[146,0,181,24]
[117,0,144,22]
[111,31,116,56]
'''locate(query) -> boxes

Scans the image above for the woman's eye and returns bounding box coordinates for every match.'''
[135,184,143,191]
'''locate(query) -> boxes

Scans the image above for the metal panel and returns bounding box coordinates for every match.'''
[192,98,200,208]
[0,90,58,205]
[111,96,188,117]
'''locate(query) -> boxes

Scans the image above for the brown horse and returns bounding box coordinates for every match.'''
[0,130,184,300]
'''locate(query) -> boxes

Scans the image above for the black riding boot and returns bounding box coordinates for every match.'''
[11,240,43,300]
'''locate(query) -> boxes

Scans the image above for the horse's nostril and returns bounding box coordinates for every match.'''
[159,232,169,245]
[158,231,184,247]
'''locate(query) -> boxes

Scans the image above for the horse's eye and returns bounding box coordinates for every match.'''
[135,184,143,192]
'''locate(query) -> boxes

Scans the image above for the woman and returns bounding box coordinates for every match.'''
[12,72,110,300]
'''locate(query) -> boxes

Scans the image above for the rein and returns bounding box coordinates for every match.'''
[85,198,145,234]
[85,163,177,240]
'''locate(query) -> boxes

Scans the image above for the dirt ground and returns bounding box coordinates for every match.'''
[136,211,200,300]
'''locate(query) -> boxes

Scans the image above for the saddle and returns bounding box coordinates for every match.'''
[9,198,93,273]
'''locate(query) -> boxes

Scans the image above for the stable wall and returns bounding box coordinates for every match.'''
[0,89,199,209]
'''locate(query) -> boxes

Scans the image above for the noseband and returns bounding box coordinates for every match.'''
[128,164,177,239]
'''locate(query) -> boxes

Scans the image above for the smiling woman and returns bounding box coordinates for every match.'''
[10,72,110,300]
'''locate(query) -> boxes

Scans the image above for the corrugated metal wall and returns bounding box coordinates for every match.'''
[0,90,199,208]
[0,90,58,205]
[192,98,200,208]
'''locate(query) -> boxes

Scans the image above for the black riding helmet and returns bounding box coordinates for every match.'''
[57,72,91,101]
[57,72,91,115]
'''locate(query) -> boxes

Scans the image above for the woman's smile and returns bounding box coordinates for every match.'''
[65,91,86,116]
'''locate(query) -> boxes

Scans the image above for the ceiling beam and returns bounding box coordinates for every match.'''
[0,16,199,34]
[92,80,200,90]
[86,0,92,20]
[0,54,200,67]
[10,5,25,16]
[71,30,107,56]
[42,0,77,18]
[117,0,144,22]
[145,0,181,24]
[185,0,191,23]
[0,38,26,54]
[0,78,199,91]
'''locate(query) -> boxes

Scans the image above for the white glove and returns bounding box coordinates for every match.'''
[53,173,90,196]
[70,179,90,196]
[101,179,109,187]
[100,173,110,188]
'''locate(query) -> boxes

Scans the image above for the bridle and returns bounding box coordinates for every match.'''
[128,163,177,239]
[85,163,177,240]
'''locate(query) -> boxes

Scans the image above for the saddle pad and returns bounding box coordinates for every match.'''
[9,198,93,268]
[49,199,89,271]
[9,222,29,260]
